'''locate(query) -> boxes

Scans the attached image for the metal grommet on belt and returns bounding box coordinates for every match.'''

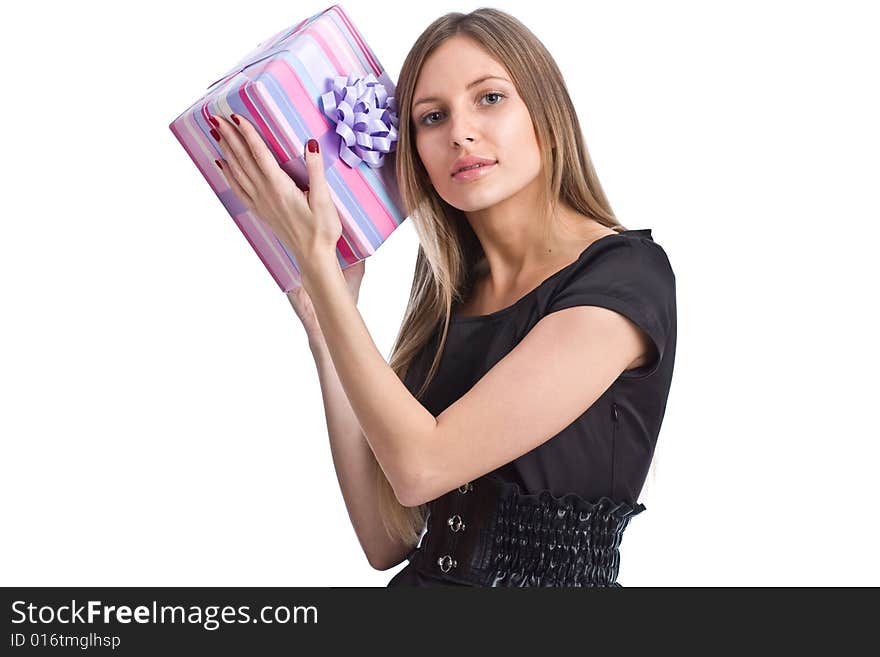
[411,476,645,587]
[447,514,466,532]
[437,554,457,573]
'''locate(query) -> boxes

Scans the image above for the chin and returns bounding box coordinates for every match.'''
[441,185,513,213]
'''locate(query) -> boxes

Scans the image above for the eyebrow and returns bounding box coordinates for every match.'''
[412,75,511,110]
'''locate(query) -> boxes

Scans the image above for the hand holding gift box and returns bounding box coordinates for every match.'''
[169,4,406,292]
[210,114,343,275]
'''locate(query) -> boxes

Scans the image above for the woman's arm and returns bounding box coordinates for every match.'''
[287,261,416,571]
[301,257,439,505]
[301,254,649,508]
[309,337,418,570]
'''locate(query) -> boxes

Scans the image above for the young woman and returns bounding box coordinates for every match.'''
[286,8,678,587]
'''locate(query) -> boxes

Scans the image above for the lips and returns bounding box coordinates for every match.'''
[451,156,498,176]
[457,163,490,173]
[452,161,497,182]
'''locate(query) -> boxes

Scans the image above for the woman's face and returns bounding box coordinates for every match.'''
[411,35,542,213]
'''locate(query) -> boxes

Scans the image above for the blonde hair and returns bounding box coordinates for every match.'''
[374,7,633,547]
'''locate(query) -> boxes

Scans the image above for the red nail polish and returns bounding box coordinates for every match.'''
[210,128,221,142]
[307,139,319,153]
[231,114,240,126]
[209,115,219,128]
[215,159,223,170]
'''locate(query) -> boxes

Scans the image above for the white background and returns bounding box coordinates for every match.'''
[1,0,877,586]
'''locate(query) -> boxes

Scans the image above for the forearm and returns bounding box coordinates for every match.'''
[309,340,416,567]
[310,337,363,445]
[301,255,436,502]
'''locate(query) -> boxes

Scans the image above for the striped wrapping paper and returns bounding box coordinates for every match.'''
[169,4,406,292]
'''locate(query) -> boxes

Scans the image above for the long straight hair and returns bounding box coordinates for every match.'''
[374,8,630,547]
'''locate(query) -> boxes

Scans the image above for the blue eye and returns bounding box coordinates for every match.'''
[419,92,506,127]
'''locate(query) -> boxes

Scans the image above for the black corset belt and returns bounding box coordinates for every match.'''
[406,474,646,587]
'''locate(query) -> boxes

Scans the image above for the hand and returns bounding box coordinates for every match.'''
[210,113,342,265]
[287,258,366,347]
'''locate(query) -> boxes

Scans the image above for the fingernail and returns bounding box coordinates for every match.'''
[307,139,319,154]
[215,159,223,170]
[210,128,221,142]
[231,114,240,126]
[208,115,219,128]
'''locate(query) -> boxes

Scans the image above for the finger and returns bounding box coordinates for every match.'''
[211,114,260,199]
[303,138,330,209]
[229,113,292,191]
[214,158,255,211]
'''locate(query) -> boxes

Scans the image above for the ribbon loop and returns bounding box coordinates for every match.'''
[320,72,398,169]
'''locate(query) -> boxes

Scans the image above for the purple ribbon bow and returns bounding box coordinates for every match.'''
[320,72,399,169]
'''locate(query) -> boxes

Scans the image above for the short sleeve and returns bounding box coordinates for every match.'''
[545,236,676,379]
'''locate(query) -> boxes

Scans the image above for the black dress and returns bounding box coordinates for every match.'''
[387,228,676,587]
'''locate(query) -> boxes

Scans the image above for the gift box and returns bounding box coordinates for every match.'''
[169,4,405,292]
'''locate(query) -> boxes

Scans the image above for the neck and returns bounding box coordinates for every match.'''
[466,202,608,292]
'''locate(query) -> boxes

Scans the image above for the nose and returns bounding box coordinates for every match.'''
[449,113,476,148]
[451,135,476,155]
